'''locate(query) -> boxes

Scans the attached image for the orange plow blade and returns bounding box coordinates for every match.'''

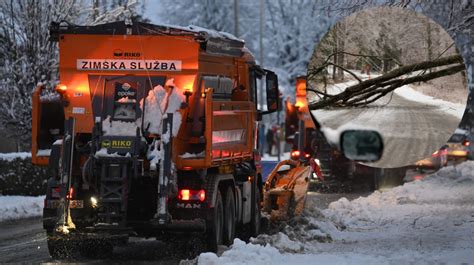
[263,160,312,221]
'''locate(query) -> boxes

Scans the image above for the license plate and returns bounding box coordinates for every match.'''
[47,200,84,209]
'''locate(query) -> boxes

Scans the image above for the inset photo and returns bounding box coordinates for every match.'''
[307,7,468,168]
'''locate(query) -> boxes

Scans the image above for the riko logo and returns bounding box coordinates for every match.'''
[113,49,123,57]
[111,140,132,148]
[113,49,141,58]
[101,139,132,149]
[101,139,111,148]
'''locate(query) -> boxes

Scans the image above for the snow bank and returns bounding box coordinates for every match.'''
[198,238,386,265]
[323,161,474,229]
[0,152,31,162]
[197,161,474,264]
[0,195,45,222]
[395,85,465,119]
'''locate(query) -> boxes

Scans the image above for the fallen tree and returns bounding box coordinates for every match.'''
[308,54,465,109]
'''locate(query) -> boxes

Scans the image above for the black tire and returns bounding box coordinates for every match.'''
[250,188,261,237]
[206,190,224,252]
[47,235,78,260]
[222,187,236,246]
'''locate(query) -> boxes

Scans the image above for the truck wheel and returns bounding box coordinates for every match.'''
[47,235,78,259]
[206,190,224,252]
[223,187,236,246]
[250,189,261,237]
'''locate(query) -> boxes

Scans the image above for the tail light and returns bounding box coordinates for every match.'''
[432,150,439,157]
[291,150,300,159]
[178,189,206,202]
[463,140,470,147]
[179,189,190,200]
[414,175,424,181]
[66,187,74,199]
[304,153,311,158]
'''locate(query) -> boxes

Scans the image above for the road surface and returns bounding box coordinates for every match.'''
[0,217,185,264]
[311,90,461,168]
[0,192,357,263]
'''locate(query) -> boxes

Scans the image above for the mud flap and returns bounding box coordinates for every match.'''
[55,118,76,234]
[154,113,173,224]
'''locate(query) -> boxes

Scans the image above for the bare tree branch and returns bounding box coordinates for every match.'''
[308,55,465,109]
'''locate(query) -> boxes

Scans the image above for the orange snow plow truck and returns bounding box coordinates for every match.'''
[31,20,283,258]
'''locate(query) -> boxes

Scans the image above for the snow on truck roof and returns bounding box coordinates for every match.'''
[50,20,246,57]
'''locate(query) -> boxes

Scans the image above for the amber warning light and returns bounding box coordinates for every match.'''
[56,84,67,94]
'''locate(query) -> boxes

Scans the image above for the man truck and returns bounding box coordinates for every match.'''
[32,20,280,258]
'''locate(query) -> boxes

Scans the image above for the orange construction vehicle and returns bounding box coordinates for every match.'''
[260,77,318,221]
[285,76,317,159]
[32,20,281,257]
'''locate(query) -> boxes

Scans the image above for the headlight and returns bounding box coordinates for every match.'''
[90,196,98,208]
[314,158,321,166]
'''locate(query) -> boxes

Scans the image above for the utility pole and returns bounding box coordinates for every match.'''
[234,0,239,37]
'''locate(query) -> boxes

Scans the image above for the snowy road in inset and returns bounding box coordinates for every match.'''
[312,88,463,167]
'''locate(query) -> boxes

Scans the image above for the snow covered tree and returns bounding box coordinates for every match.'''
[0,0,80,150]
[157,0,235,34]
[0,0,141,150]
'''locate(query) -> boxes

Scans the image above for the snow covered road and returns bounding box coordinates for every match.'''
[2,162,473,263]
[311,85,463,168]
[200,161,474,264]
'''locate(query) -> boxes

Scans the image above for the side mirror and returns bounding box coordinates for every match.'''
[265,70,279,113]
[340,130,384,162]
